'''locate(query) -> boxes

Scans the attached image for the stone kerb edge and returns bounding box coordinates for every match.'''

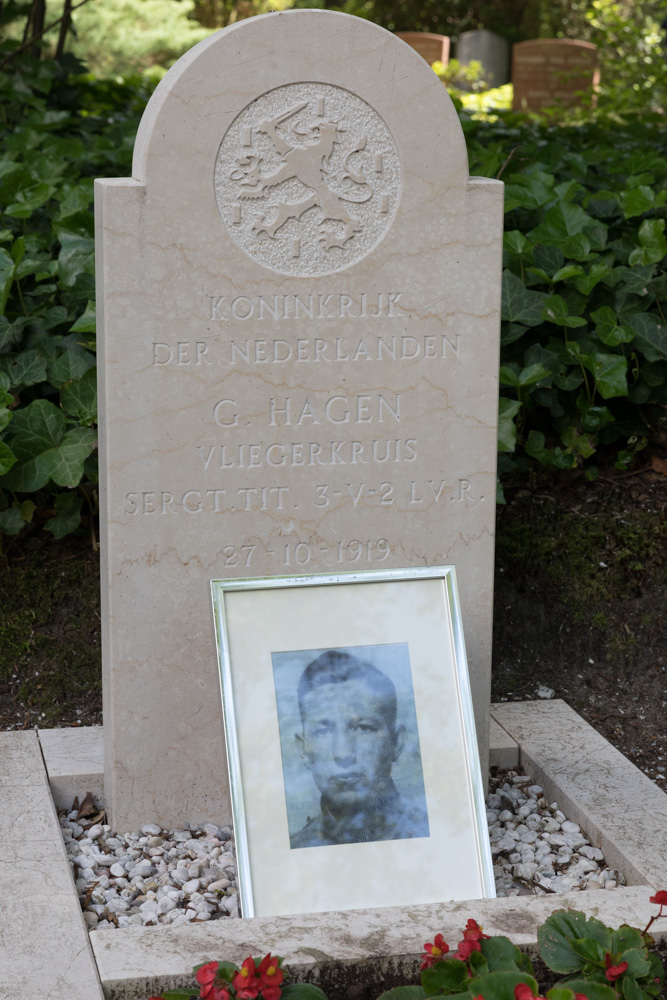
[91,886,664,1000]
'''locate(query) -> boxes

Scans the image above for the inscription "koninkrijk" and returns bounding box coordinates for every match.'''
[208,291,403,321]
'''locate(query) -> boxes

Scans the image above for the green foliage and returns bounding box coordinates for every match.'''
[538,910,664,999]
[2,41,667,539]
[374,910,664,1000]
[461,107,667,478]
[0,52,151,539]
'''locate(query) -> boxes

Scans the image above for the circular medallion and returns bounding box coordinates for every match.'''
[214,82,401,277]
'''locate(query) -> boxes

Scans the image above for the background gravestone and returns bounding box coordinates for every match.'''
[96,9,503,831]
[395,31,450,65]
[456,30,510,89]
[512,39,599,112]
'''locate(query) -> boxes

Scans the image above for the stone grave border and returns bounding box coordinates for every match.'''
[3,700,667,1000]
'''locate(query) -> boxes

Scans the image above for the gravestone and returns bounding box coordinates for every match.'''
[456,30,510,89]
[96,9,504,831]
[395,31,450,66]
[512,39,599,112]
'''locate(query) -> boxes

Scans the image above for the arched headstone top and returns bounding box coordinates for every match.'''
[132,10,469,200]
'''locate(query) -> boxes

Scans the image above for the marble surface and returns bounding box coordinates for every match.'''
[492,699,667,888]
[96,9,504,830]
[0,732,104,1000]
[92,885,663,999]
[39,726,104,810]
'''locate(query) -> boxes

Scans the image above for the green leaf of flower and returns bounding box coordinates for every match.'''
[422,958,469,994]
[561,982,616,1000]
[537,910,611,972]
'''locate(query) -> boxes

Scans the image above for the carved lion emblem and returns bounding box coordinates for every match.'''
[215,83,401,277]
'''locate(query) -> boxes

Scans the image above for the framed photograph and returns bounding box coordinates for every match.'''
[210,567,494,918]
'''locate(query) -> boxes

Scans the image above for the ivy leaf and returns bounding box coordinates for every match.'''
[57,232,95,289]
[629,219,667,267]
[573,261,612,295]
[542,295,587,328]
[0,507,23,535]
[44,493,84,539]
[620,185,656,219]
[502,270,547,327]
[501,323,529,346]
[48,350,91,389]
[530,201,593,246]
[70,300,96,333]
[0,247,14,315]
[504,231,534,257]
[48,426,97,487]
[7,349,48,390]
[0,439,17,476]
[498,397,521,453]
[5,182,56,218]
[61,368,97,425]
[552,264,585,282]
[627,313,667,361]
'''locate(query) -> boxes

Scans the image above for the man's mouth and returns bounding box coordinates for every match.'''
[332,772,363,786]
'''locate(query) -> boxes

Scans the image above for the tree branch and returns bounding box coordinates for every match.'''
[0,0,94,70]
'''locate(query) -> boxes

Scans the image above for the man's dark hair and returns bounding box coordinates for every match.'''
[297,649,398,730]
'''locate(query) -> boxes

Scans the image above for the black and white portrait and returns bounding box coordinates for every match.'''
[272,643,430,849]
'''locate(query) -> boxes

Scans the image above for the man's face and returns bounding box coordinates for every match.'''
[296,678,404,812]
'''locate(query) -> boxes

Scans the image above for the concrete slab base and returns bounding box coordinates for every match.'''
[0,732,104,1000]
[0,701,662,999]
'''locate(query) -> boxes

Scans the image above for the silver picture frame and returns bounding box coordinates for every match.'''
[211,565,495,918]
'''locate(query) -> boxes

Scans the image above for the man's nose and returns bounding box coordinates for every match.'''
[333,729,357,765]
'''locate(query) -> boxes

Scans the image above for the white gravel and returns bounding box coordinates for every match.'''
[60,768,626,931]
[490,770,626,897]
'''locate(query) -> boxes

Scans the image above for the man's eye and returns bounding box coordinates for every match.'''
[356,723,379,733]
[312,723,332,736]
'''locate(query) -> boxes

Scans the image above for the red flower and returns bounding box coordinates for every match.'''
[604,955,629,982]
[258,953,284,1000]
[462,919,490,943]
[233,958,261,1000]
[197,963,220,990]
[574,995,588,1000]
[420,933,450,970]
[514,985,543,1000]
[650,891,667,906]
[456,939,482,961]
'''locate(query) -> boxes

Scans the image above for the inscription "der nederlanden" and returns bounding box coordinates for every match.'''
[208,291,404,321]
